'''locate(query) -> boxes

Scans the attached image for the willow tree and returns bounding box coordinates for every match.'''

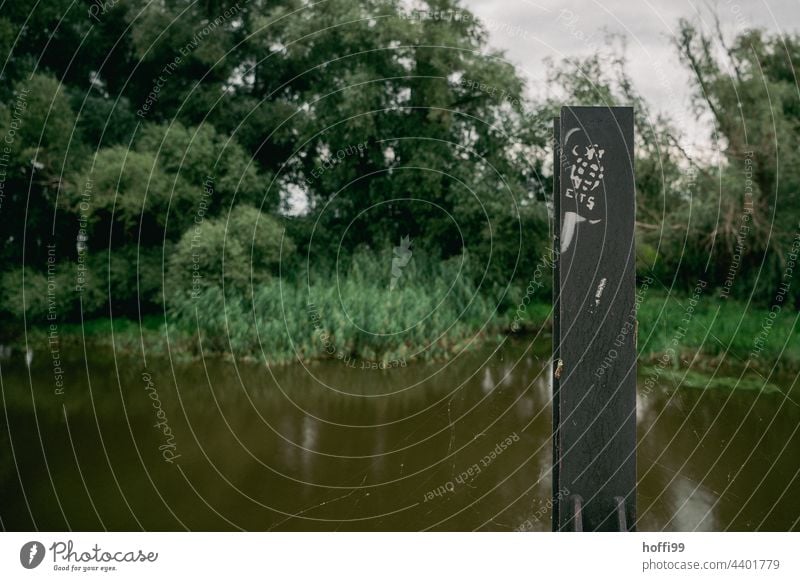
[675,19,800,305]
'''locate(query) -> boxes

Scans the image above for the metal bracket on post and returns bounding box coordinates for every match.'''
[552,106,637,532]
[570,494,584,532]
[571,494,630,532]
[614,496,629,532]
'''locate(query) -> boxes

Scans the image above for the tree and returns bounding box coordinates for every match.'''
[675,19,800,304]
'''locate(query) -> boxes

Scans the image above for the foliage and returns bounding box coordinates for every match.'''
[637,292,800,372]
[167,204,291,299]
[674,20,800,306]
[0,1,798,366]
[168,247,500,363]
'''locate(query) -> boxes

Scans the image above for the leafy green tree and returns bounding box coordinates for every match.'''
[167,203,293,300]
[136,121,272,212]
[675,20,800,304]
[0,73,82,270]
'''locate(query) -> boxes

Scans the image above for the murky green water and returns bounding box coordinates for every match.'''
[1,335,798,531]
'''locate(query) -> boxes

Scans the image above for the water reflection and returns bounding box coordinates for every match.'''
[668,477,717,531]
[0,336,798,531]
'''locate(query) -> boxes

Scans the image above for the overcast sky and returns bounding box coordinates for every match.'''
[461,0,800,159]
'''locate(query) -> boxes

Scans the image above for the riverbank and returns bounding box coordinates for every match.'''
[636,291,800,374]
[5,290,798,377]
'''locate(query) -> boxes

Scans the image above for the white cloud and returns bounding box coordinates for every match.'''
[461,0,800,160]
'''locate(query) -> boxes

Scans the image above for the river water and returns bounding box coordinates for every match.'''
[1,335,798,531]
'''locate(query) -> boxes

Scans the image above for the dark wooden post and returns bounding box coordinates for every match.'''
[552,106,637,532]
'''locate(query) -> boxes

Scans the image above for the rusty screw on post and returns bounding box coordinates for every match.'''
[554,359,564,380]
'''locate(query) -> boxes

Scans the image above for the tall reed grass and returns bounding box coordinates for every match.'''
[169,248,504,364]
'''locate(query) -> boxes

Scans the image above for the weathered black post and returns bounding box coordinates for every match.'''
[552,106,637,532]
